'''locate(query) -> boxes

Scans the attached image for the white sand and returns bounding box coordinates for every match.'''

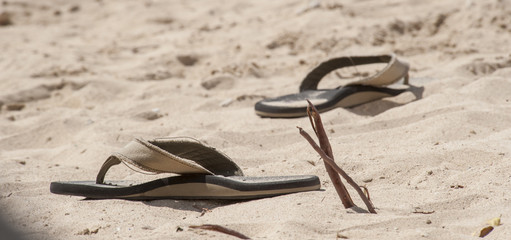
[1,0,511,239]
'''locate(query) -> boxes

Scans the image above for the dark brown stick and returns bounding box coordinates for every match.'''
[298,127,376,213]
[306,101,354,208]
[189,224,250,239]
[299,100,376,213]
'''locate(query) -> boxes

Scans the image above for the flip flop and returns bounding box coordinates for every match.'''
[255,54,410,118]
[50,138,320,200]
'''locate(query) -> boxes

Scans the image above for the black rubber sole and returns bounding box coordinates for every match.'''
[50,175,321,200]
[255,85,407,118]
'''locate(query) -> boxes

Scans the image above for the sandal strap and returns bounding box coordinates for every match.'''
[96,138,244,184]
[299,54,409,92]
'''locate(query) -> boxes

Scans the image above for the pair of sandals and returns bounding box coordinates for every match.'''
[51,54,410,200]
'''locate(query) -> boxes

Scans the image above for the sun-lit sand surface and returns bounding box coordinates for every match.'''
[1,0,511,239]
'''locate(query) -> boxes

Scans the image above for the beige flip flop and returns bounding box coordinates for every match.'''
[255,54,410,118]
[50,138,320,200]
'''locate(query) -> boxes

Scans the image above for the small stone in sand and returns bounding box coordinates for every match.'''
[177,55,198,66]
[0,12,12,26]
[362,178,373,183]
[69,5,80,12]
[336,232,349,239]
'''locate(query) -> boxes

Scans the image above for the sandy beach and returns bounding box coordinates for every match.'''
[1,0,511,239]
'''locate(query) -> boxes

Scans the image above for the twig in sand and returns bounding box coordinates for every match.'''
[189,224,250,239]
[304,101,354,209]
[298,100,376,214]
